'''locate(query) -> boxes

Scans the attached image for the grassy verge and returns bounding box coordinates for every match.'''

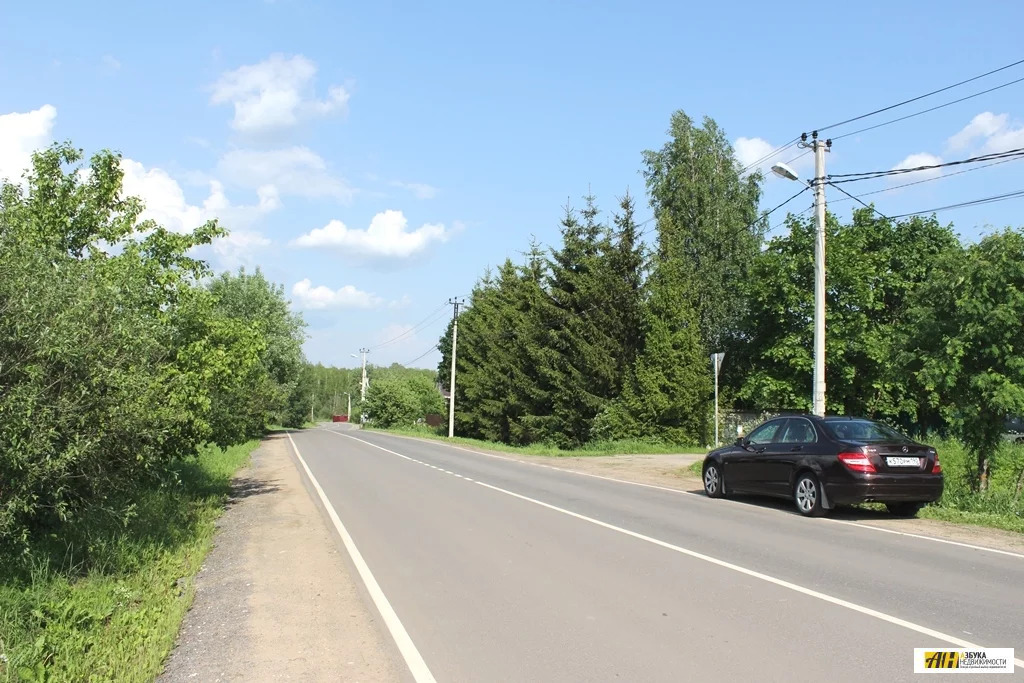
[365,424,704,457]
[0,439,259,682]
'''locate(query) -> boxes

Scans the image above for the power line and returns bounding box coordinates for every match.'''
[816,57,1024,134]
[830,74,1024,141]
[826,182,892,221]
[402,344,439,366]
[780,150,811,166]
[739,139,801,174]
[827,155,1024,204]
[829,147,1024,184]
[888,188,1024,219]
[765,205,814,237]
[369,303,450,350]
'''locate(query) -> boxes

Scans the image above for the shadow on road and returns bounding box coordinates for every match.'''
[687,489,928,522]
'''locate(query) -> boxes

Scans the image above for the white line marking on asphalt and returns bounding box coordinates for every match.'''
[817,518,1024,559]
[468,477,1024,670]
[325,431,1024,669]
[355,430,1024,560]
[286,433,436,683]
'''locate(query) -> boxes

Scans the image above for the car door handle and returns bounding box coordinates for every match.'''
[790,446,803,452]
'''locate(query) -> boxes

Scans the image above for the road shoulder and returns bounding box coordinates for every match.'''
[159,432,402,682]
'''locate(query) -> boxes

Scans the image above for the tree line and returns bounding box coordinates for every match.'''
[0,143,312,547]
[437,110,1024,490]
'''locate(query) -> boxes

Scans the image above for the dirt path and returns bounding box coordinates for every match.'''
[159,433,401,683]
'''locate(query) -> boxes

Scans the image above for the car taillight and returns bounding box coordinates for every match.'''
[838,452,876,473]
[931,452,942,474]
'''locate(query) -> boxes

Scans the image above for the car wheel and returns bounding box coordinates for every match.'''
[886,502,925,518]
[793,472,825,517]
[703,462,725,499]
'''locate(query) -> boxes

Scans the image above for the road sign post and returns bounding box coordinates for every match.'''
[712,352,725,447]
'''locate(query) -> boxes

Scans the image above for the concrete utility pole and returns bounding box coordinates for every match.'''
[774,132,830,417]
[809,133,829,417]
[343,392,351,421]
[358,348,369,403]
[447,297,464,438]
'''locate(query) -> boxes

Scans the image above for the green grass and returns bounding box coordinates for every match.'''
[916,436,1024,534]
[0,439,259,683]
[365,423,704,457]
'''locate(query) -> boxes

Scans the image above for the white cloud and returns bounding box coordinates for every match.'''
[0,104,57,184]
[391,181,438,199]
[290,210,449,259]
[291,278,383,310]
[389,294,412,310]
[734,137,775,169]
[947,111,1024,155]
[891,152,944,180]
[212,229,272,271]
[210,53,349,134]
[120,158,280,236]
[218,146,354,202]
[102,55,121,71]
[734,136,813,178]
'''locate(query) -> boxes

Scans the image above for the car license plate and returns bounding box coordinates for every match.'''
[886,456,920,467]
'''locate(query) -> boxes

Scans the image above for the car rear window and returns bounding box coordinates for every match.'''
[824,419,912,443]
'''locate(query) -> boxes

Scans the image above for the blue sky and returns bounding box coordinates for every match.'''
[2,1,1023,370]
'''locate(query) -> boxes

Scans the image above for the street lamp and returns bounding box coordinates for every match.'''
[771,132,831,417]
[770,162,800,183]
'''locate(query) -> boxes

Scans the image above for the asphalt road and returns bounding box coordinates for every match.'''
[289,426,1024,682]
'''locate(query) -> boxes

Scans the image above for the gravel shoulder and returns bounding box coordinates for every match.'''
[159,432,402,683]
[376,430,1024,556]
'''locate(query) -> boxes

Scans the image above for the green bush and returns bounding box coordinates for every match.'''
[923,436,1024,523]
[0,143,306,548]
[0,441,257,682]
[364,375,422,428]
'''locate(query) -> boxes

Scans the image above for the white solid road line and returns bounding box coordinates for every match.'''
[819,517,1024,559]
[335,431,1024,670]
[286,432,437,683]
[355,429,1024,560]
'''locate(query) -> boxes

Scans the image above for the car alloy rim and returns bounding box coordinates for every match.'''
[796,478,816,512]
[704,466,719,494]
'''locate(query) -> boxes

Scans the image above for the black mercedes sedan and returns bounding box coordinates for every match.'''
[701,415,944,517]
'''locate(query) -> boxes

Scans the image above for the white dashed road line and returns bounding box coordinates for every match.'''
[350,429,1024,560]
[332,430,1024,671]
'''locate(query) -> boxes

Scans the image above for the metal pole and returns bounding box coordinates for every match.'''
[447,298,463,438]
[711,352,724,447]
[812,136,828,417]
[714,366,719,447]
[346,393,351,421]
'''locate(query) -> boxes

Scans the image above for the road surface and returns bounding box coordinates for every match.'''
[289,426,1024,682]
